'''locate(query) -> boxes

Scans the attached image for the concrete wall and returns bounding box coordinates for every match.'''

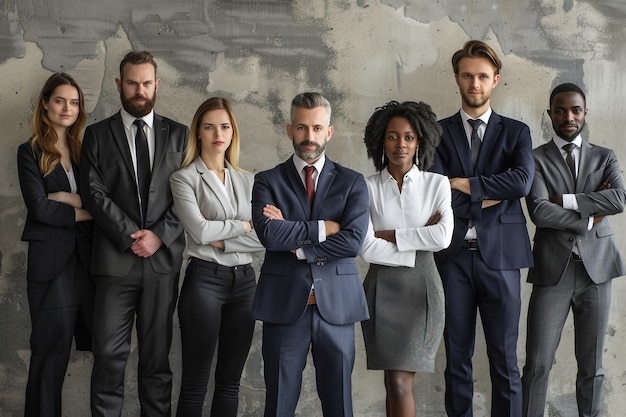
[1,0,626,415]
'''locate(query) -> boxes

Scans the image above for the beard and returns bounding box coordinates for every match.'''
[460,89,491,109]
[121,91,157,118]
[293,138,328,161]
[554,121,585,141]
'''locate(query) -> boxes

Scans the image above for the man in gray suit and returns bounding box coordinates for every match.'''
[522,83,626,417]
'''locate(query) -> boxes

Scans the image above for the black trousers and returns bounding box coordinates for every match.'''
[25,251,92,417]
[90,259,179,417]
[176,257,256,417]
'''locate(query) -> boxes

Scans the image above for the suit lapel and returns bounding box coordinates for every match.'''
[576,140,594,193]
[108,112,136,182]
[447,113,474,176]
[284,159,312,216]
[152,113,169,178]
[476,112,503,173]
[545,140,576,192]
[311,159,336,218]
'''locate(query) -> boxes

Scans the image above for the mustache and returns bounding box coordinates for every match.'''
[298,140,320,148]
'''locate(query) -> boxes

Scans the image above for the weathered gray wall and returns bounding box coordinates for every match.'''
[2,0,626,416]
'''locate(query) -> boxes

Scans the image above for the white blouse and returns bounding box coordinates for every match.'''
[359,165,453,267]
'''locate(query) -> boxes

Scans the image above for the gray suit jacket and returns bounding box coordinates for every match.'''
[526,139,626,285]
[169,157,263,266]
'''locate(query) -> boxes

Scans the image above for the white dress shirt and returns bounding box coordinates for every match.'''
[552,134,593,230]
[360,165,453,267]
[460,108,492,239]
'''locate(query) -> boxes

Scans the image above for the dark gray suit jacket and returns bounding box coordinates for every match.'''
[80,111,188,277]
[526,139,626,285]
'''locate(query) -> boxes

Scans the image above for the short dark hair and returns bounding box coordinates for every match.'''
[119,51,157,78]
[363,101,442,171]
[549,83,586,108]
[451,40,502,75]
[290,92,331,123]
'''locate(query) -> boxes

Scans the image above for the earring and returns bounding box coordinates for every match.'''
[381,148,386,166]
[415,145,420,166]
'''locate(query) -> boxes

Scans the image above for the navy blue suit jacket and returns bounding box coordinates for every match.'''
[252,157,370,325]
[431,111,534,270]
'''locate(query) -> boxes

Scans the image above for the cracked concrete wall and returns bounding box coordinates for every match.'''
[1,0,626,416]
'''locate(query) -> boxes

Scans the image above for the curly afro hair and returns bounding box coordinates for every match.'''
[363,100,442,172]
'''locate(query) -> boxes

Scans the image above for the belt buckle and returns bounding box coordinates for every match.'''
[464,240,479,251]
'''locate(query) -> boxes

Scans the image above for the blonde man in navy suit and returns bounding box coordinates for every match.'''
[80,51,188,417]
[431,40,535,417]
[252,92,370,417]
[522,83,626,417]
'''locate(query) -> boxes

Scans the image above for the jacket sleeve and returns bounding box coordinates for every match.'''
[17,143,75,229]
[79,126,141,252]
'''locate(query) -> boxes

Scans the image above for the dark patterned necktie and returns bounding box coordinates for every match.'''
[562,143,576,179]
[468,119,483,168]
[134,119,151,226]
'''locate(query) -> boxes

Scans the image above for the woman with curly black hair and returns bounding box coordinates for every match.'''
[359,100,453,417]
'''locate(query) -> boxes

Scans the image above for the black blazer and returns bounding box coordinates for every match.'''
[79,111,188,277]
[17,142,92,282]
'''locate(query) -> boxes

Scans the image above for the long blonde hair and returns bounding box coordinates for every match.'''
[181,97,242,171]
[29,73,86,176]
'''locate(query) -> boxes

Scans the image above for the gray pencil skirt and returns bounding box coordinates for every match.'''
[361,251,444,372]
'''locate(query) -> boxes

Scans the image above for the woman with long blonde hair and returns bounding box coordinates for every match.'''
[170,97,263,417]
[17,72,93,417]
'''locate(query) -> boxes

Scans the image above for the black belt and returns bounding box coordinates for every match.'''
[571,253,582,261]
[462,239,479,251]
[189,257,251,272]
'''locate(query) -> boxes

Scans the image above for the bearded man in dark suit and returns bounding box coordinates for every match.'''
[80,51,188,417]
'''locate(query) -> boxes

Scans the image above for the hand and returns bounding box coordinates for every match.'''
[449,178,471,195]
[75,208,92,222]
[593,215,606,224]
[374,230,396,243]
[243,221,252,233]
[482,199,502,209]
[549,195,563,206]
[263,204,284,220]
[324,220,341,236]
[591,184,611,224]
[209,240,225,250]
[426,211,442,226]
[130,229,163,258]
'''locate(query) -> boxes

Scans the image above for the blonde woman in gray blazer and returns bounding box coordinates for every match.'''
[170,97,263,417]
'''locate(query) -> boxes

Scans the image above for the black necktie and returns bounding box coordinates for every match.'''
[468,119,483,168]
[304,165,315,204]
[134,119,150,226]
[562,143,576,179]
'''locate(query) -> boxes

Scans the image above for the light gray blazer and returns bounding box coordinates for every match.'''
[526,139,626,285]
[170,157,263,267]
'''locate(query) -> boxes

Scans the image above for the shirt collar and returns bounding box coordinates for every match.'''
[382,164,419,182]
[120,108,154,130]
[460,107,492,125]
[292,154,326,173]
[553,134,582,149]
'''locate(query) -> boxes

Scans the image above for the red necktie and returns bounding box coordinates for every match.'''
[304,165,315,204]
